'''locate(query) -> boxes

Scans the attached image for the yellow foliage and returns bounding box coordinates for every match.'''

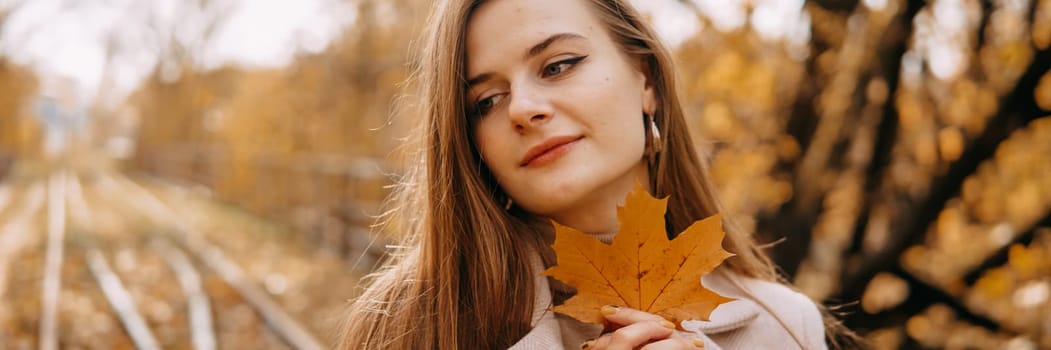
[974,268,1014,298]
[0,59,41,158]
[1036,71,1051,112]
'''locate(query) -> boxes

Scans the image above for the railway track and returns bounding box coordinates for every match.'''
[0,169,360,349]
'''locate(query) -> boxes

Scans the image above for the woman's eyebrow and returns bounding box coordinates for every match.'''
[467,73,493,89]
[524,32,587,59]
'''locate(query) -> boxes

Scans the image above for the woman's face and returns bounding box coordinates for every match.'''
[466,0,656,234]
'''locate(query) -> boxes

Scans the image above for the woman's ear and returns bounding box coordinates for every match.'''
[639,59,657,115]
[642,83,657,116]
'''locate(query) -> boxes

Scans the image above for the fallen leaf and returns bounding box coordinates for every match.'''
[544,182,735,327]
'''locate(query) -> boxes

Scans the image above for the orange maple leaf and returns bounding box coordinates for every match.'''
[543,183,735,326]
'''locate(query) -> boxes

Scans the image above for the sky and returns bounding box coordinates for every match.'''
[0,0,815,108]
[0,0,355,107]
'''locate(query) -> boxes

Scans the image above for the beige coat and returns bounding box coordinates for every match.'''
[509,251,828,350]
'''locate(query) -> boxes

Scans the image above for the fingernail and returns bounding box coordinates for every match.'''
[600,305,619,315]
[692,338,705,348]
[661,320,676,329]
[581,339,595,349]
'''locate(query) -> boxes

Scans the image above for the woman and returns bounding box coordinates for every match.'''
[339,0,850,348]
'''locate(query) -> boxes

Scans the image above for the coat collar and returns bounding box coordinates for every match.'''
[680,270,762,334]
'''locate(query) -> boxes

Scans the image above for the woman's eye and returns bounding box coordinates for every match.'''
[474,94,502,117]
[541,55,587,78]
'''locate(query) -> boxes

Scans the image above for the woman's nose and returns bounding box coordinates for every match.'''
[506,86,552,132]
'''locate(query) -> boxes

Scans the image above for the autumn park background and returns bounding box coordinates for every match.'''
[1,0,1050,348]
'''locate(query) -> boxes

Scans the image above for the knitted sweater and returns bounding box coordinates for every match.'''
[508,247,828,350]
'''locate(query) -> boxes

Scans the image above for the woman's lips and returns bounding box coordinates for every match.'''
[520,136,583,168]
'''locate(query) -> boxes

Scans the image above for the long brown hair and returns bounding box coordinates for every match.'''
[339,0,852,348]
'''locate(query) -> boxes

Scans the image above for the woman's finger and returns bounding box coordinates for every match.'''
[585,320,675,350]
[639,337,706,350]
[600,305,677,329]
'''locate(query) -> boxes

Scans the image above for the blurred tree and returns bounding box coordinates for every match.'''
[130,0,426,256]
[677,0,1051,347]
[666,0,1051,347]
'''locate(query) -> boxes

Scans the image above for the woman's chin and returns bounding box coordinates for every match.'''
[513,185,605,219]
[512,176,589,205]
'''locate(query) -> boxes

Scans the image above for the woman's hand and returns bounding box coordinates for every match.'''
[582,305,705,350]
